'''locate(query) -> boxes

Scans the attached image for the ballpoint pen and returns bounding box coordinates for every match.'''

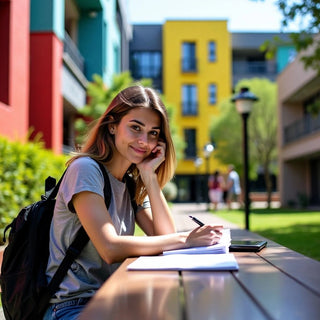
[189,215,204,227]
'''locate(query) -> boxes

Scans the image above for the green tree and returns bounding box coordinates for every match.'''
[75,72,184,160]
[210,78,278,207]
[255,0,320,73]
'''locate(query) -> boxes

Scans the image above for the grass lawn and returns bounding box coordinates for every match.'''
[214,207,320,261]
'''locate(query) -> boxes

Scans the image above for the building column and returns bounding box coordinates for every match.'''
[29,33,63,153]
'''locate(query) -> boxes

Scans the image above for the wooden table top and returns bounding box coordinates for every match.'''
[80,230,320,320]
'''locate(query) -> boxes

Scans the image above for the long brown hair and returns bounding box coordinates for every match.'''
[68,85,176,204]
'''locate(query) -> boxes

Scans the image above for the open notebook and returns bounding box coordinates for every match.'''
[163,228,231,255]
[127,229,239,271]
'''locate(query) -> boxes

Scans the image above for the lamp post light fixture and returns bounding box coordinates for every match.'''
[203,143,214,210]
[231,87,258,230]
[194,157,203,204]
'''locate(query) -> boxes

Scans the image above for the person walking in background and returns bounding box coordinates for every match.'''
[208,170,225,210]
[226,164,241,209]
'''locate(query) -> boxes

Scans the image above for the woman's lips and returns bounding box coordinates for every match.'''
[131,146,147,155]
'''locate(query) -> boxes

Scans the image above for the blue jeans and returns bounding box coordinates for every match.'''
[43,297,90,320]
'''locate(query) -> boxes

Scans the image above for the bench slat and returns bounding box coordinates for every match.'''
[234,252,320,320]
[258,245,320,296]
[183,271,269,320]
[79,258,182,320]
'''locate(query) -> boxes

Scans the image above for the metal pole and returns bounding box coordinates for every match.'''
[196,166,200,204]
[206,156,210,211]
[242,113,250,230]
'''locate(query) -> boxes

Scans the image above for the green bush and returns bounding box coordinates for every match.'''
[162,181,178,202]
[0,136,67,244]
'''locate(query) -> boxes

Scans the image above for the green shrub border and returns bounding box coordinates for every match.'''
[0,136,67,244]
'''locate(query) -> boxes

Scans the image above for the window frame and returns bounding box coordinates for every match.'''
[184,128,197,158]
[208,83,217,105]
[182,84,198,116]
[208,41,216,62]
[181,42,197,72]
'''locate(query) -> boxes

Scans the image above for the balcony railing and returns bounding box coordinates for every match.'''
[181,101,198,116]
[181,58,197,73]
[131,65,162,80]
[63,32,85,74]
[232,61,277,75]
[284,113,320,144]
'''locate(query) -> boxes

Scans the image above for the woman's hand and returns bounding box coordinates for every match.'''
[137,141,166,182]
[185,225,223,247]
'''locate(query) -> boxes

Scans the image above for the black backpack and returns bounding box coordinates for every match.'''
[0,159,137,320]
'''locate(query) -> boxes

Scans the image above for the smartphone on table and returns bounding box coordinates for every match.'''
[229,240,267,252]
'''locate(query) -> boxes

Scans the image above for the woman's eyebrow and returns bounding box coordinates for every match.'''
[129,119,161,130]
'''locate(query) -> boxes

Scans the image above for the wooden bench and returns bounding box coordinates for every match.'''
[80,229,320,320]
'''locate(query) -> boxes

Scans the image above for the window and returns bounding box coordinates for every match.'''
[182,85,198,115]
[184,129,197,158]
[288,48,297,63]
[208,41,216,62]
[114,44,120,73]
[209,84,217,105]
[130,51,162,79]
[182,42,197,72]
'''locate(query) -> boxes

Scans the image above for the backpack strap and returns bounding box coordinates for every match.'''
[94,160,112,209]
[95,160,137,214]
[123,173,138,214]
[45,169,67,200]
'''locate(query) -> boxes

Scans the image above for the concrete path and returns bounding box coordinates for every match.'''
[170,202,239,231]
[171,201,281,232]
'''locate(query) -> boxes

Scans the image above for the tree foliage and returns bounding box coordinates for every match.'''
[256,0,320,73]
[210,78,278,206]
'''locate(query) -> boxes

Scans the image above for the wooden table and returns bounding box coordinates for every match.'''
[80,230,320,320]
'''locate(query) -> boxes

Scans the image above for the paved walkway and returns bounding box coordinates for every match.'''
[171,202,239,231]
[170,201,281,232]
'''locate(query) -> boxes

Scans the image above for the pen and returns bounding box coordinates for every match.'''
[189,215,204,227]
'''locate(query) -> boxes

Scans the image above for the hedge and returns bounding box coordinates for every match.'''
[0,136,67,244]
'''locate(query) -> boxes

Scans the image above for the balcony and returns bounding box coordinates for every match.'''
[284,113,320,144]
[232,60,277,84]
[63,32,85,74]
[181,58,197,73]
[181,101,198,116]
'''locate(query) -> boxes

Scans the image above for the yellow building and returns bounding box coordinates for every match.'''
[163,20,231,201]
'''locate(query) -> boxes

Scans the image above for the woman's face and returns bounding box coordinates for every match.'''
[112,108,162,164]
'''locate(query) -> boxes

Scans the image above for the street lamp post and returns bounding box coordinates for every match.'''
[194,157,203,204]
[231,87,258,230]
[203,143,214,211]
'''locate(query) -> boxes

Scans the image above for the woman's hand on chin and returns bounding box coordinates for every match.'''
[137,141,166,174]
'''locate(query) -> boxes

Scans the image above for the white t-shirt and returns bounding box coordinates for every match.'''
[228,170,241,195]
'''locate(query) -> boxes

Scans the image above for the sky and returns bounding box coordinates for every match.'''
[127,0,290,32]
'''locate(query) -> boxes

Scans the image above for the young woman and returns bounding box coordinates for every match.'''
[44,85,223,319]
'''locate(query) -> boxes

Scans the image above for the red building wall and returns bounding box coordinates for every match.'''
[0,0,30,141]
[29,33,63,153]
